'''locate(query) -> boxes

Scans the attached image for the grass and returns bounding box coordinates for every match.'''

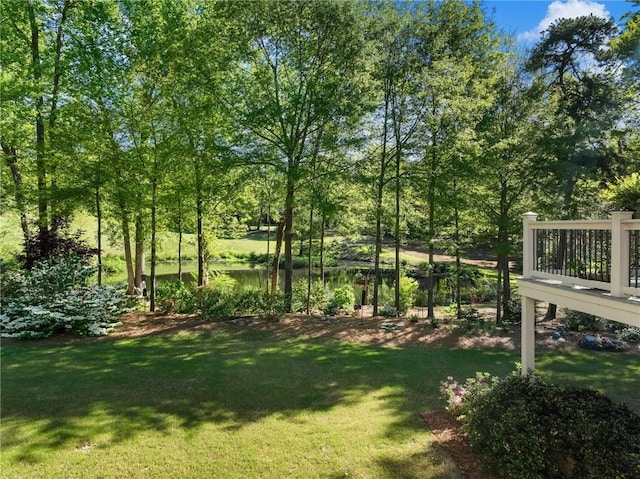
[2,328,639,479]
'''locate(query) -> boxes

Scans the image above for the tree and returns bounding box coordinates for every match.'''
[527,15,623,319]
[2,0,75,262]
[476,63,550,323]
[227,0,368,312]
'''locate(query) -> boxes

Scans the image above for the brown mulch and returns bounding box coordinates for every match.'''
[422,410,499,479]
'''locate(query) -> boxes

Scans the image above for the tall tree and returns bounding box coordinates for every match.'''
[227,0,367,311]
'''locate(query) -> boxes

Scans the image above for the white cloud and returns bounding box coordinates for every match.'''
[518,0,611,43]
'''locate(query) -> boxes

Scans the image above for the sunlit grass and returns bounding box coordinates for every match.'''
[2,328,638,479]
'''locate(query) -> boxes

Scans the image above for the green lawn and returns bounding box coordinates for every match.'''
[2,328,638,479]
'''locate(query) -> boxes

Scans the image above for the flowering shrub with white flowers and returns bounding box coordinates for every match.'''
[0,255,132,339]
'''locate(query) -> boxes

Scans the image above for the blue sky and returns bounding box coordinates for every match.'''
[483,0,635,43]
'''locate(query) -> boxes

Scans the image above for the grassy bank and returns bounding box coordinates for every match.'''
[2,328,638,479]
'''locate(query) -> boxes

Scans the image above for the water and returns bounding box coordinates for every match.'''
[156,263,390,294]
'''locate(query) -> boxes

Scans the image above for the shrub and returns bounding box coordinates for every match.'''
[231,287,264,315]
[397,276,418,315]
[331,284,355,311]
[255,291,285,321]
[380,305,397,318]
[466,278,497,303]
[617,327,640,343]
[0,255,130,338]
[292,279,327,313]
[208,271,237,292]
[505,294,522,323]
[193,286,234,320]
[440,372,498,416]
[463,374,640,479]
[156,280,194,313]
[562,309,606,332]
[322,302,339,316]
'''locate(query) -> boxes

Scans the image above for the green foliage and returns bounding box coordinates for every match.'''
[291,280,327,313]
[562,309,606,332]
[380,305,397,318]
[466,278,497,303]
[396,276,418,315]
[208,271,237,292]
[0,255,130,338]
[600,173,640,213]
[193,286,234,320]
[617,327,640,343]
[253,291,285,321]
[463,374,640,479]
[156,280,194,314]
[330,284,355,311]
[440,372,499,416]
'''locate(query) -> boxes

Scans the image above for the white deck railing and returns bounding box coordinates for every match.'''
[522,211,640,298]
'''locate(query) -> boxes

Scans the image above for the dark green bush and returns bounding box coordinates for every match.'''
[156,280,194,313]
[562,309,606,332]
[292,279,327,313]
[463,374,640,479]
[254,291,285,321]
[193,286,234,320]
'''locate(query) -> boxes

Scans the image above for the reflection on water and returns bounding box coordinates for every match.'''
[103,260,393,293]
[157,266,391,293]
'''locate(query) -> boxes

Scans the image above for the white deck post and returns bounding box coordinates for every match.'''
[521,296,536,375]
[521,213,538,375]
[522,212,538,278]
[610,211,633,297]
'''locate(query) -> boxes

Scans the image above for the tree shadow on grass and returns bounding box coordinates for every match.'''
[0,331,518,465]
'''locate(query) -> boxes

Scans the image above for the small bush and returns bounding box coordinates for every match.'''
[380,305,397,318]
[193,286,234,320]
[562,309,606,332]
[466,278,497,303]
[322,302,339,317]
[156,280,194,313]
[397,276,418,315]
[255,291,285,321]
[331,284,355,311]
[463,374,640,479]
[440,372,498,416]
[505,295,522,323]
[292,279,327,313]
[617,327,640,343]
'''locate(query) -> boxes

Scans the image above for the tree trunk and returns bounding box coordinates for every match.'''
[502,256,511,321]
[120,201,135,295]
[319,214,326,283]
[266,203,271,293]
[271,217,285,293]
[28,2,48,243]
[96,186,102,286]
[306,206,314,314]
[394,145,401,315]
[427,171,436,319]
[373,84,390,317]
[150,179,157,312]
[284,173,295,313]
[2,142,31,247]
[195,164,205,286]
[454,189,461,317]
[177,208,183,282]
[134,214,144,289]
[496,257,503,326]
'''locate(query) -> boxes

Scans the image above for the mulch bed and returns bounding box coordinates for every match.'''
[422,410,500,479]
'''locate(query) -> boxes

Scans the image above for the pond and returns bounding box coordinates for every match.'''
[103,260,392,293]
